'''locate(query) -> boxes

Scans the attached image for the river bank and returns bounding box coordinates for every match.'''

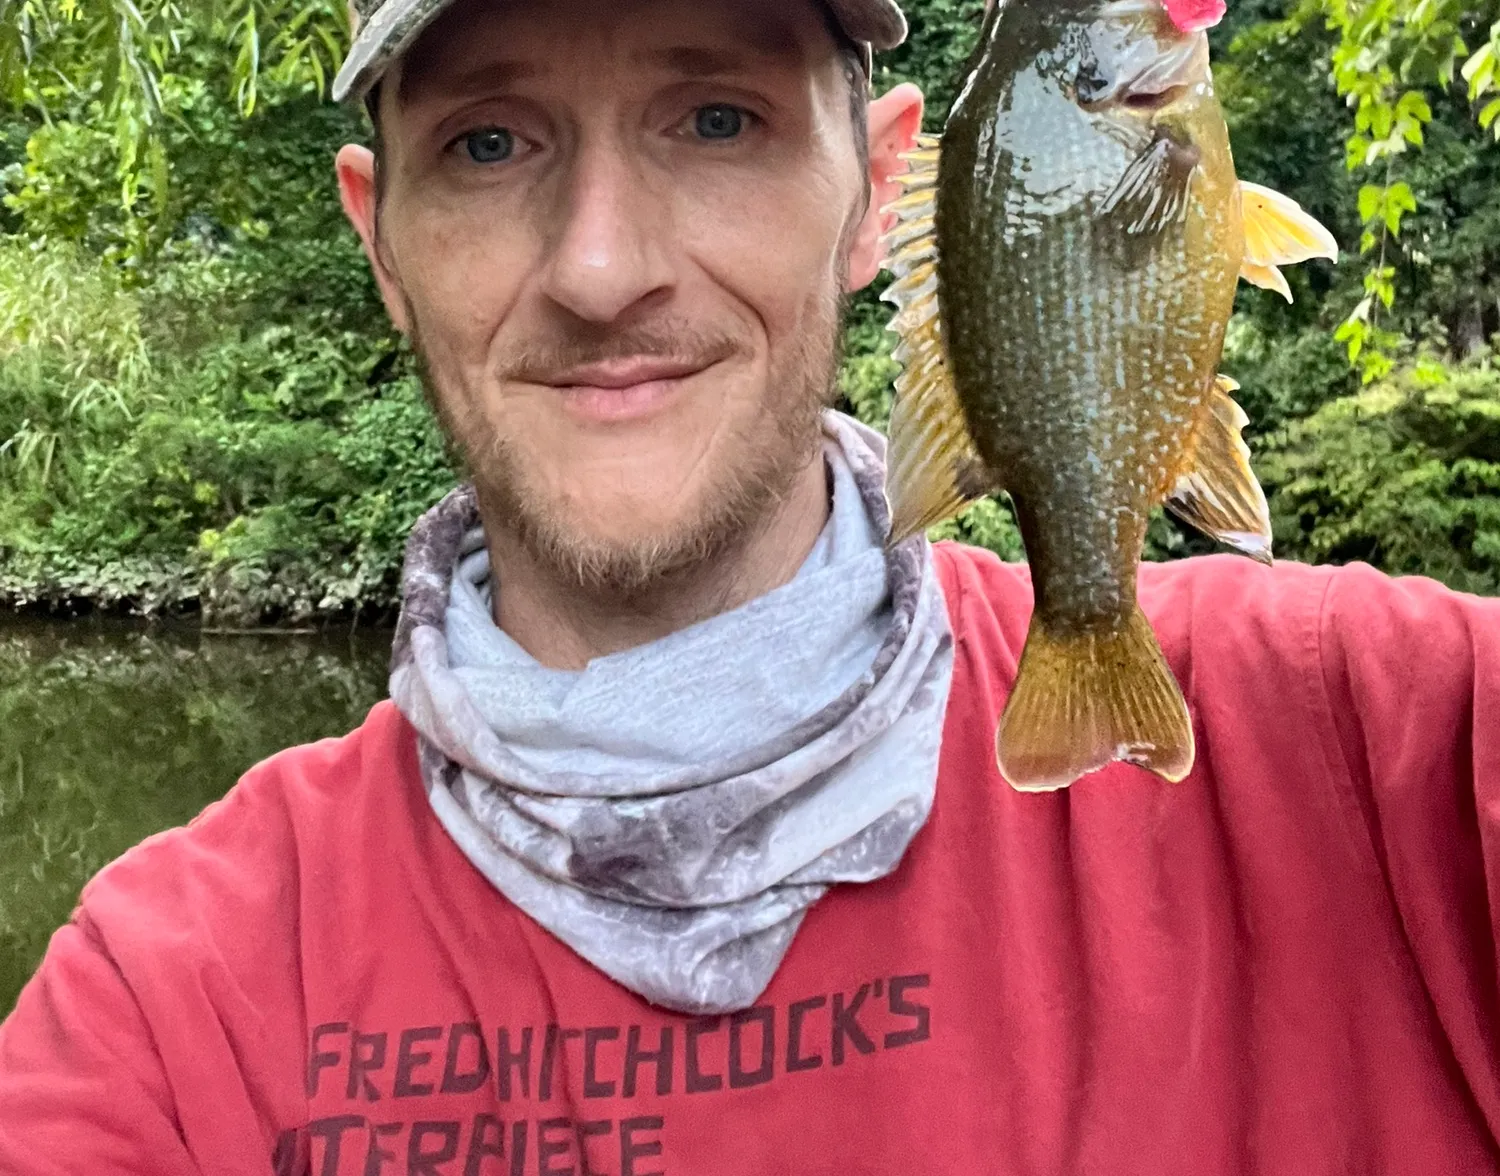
[0,552,409,627]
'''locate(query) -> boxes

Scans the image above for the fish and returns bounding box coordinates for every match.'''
[879,0,1337,792]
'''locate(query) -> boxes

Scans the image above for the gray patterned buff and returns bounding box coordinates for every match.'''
[389,412,954,1014]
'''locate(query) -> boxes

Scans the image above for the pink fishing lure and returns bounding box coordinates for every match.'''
[1163,0,1225,32]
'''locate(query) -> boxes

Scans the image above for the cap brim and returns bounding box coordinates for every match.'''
[333,0,907,103]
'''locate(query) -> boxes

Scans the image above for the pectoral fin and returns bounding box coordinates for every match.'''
[879,133,995,543]
[1100,134,1200,238]
[1164,375,1273,563]
[1238,182,1339,302]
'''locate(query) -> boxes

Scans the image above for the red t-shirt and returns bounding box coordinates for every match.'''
[2,544,1498,1175]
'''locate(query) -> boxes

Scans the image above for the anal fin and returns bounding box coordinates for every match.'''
[998,607,1195,792]
[879,133,994,544]
[1238,181,1339,303]
[1164,375,1273,563]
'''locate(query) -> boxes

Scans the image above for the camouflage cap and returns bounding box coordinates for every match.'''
[331,0,908,103]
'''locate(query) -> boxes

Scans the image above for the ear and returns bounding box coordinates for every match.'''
[845,82,926,293]
[336,143,412,335]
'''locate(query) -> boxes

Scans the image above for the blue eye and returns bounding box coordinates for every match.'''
[464,128,515,163]
[694,105,745,140]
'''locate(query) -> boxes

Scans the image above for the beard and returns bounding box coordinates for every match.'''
[409,287,847,602]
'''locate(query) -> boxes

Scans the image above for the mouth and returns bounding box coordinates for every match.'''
[1118,81,1193,113]
[546,357,717,425]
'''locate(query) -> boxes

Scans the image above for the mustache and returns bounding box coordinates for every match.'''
[498,320,747,384]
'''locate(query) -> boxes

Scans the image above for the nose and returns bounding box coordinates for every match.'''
[540,137,675,324]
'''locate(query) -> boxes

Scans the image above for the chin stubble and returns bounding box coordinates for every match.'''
[406,280,850,601]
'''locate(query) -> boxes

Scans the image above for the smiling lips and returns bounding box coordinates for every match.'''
[549,357,710,424]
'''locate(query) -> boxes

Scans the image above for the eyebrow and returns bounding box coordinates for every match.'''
[638,46,761,77]
[397,60,543,109]
[643,16,806,72]
[397,23,807,111]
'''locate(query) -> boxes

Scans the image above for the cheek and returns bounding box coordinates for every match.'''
[386,195,535,375]
[677,161,854,341]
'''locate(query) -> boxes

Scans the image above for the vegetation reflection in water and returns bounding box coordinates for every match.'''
[0,619,390,1014]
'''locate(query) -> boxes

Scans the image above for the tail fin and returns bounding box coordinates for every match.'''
[997,607,1195,792]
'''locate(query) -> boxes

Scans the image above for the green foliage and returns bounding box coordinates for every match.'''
[0,0,347,238]
[873,0,987,125]
[1324,0,1500,379]
[0,0,1496,610]
[1258,353,1500,590]
[0,236,455,621]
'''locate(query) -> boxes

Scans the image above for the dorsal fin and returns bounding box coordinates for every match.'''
[1164,375,1273,563]
[878,133,994,545]
[1237,181,1339,303]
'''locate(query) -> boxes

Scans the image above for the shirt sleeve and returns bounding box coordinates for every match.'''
[1318,563,1500,1136]
[0,756,311,1175]
[0,912,203,1175]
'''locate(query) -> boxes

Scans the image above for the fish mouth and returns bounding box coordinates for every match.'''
[1075,26,1209,112]
[1079,78,1195,117]
[1097,0,1170,15]
[1115,81,1193,113]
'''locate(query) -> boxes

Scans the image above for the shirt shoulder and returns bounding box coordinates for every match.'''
[68,701,421,1114]
[933,540,1337,668]
[935,541,1354,733]
[78,699,413,945]
[943,544,1498,791]
[1136,553,1498,713]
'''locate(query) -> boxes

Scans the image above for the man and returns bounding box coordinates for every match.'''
[1,0,1497,1171]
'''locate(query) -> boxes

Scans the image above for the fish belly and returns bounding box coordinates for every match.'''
[937,114,1239,632]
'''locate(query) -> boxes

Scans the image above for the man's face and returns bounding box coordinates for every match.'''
[343,0,876,594]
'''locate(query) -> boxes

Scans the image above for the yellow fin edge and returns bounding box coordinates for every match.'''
[1237,181,1339,304]
[879,133,992,544]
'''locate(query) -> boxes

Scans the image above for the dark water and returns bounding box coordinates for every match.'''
[0,617,391,1014]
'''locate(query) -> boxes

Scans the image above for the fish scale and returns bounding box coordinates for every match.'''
[944,93,1237,626]
[878,0,1335,790]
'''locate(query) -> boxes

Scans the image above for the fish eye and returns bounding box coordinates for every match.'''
[462,128,516,164]
[693,104,746,140]
[1075,60,1111,105]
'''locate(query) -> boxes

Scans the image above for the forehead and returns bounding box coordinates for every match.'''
[394,0,843,107]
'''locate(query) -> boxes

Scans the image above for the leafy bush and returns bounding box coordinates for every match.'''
[0,238,455,621]
[1,0,1496,617]
[1258,354,1500,592]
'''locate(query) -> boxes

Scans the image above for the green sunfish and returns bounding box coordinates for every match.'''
[880,0,1337,791]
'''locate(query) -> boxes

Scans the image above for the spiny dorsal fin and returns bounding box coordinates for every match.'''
[1238,181,1339,303]
[1164,374,1273,564]
[879,133,994,544]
